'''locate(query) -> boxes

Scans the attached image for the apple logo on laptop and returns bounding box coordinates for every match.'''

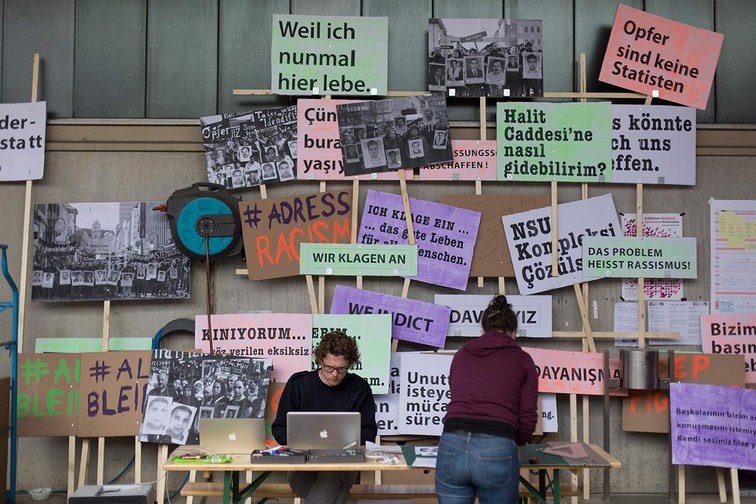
[319,429,328,439]
[228,432,237,441]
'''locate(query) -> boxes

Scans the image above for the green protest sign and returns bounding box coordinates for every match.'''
[582,237,697,279]
[497,102,612,183]
[299,243,417,277]
[272,14,388,96]
[36,338,152,353]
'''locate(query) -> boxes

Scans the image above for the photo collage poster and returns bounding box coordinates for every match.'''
[200,105,298,189]
[335,94,453,176]
[31,201,190,302]
[428,18,543,97]
[139,350,272,445]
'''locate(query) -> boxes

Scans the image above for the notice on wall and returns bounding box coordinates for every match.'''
[671,383,756,470]
[299,243,418,277]
[599,4,723,110]
[523,348,620,396]
[435,294,552,338]
[271,14,388,96]
[358,190,480,291]
[440,194,551,278]
[195,314,311,383]
[496,102,612,183]
[611,105,696,185]
[312,314,392,395]
[398,352,453,436]
[331,285,451,348]
[502,194,620,295]
[418,140,497,181]
[0,101,46,181]
[582,236,697,279]
[239,189,352,281]
[710,200,756,314]
[702,313,756,384]
[614,300,709,347]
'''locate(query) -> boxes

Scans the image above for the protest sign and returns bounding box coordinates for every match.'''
[611,105,695,185]
[583,236,697,279]
[331,285,451,348]
[439,194,550,278]
[599,4,723,110]
[503,194,620,295]
[523,347,620,396]
[497,102,612,183]
[374,352,403,436]
[17,353,79,437]
[623,353,745,433]
[398,352,453,436]
[299,243,417,277]
[272,14,388,95]
[358,190,480,290]
[239,189,352,280]
[35,338,152,353]
[195,314,310,384]
[418,140,497,181]
[201,106,298,189]
[0,101,46,181]
[336,95,453,175]
[702,313,756,384]
[312,314,392,394]
[435,294,552,338]
[670,383,756,470]
[78,351,151,437]
[540,394,558,433]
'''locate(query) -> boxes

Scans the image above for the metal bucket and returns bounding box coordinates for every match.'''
[620,348,659,390]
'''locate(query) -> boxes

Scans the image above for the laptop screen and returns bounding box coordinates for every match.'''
[286,411,361,450]
[198,418,267,454]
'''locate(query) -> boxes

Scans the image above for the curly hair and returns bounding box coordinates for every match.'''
[481,294,518,335]
[314,330,361,366]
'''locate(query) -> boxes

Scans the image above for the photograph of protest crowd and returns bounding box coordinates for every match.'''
[201,105,298,189]
[428,18,543,97]
[31,201,190,302]
[335,95,453,176]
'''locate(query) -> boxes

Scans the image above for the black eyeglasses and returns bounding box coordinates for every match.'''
[321,365,349,375]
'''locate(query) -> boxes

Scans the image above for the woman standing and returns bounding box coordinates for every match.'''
[435,295,539,503]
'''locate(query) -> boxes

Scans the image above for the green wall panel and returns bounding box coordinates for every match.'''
[715,0,756,123]
[146,0,218,118]
[2,0,75,117]
[75,0,146,118]
[293,0,360,16]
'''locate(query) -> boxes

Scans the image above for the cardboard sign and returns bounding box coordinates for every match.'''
[523,347,620,396]
[497,102,612,183]
[358,190,480,291]
[435,294,553,338]
[583,236,697,279]
[439,194,551,278]
[611,105,696,185]
[299,243,417,277]
[702,313,756,384]
[599,4,723,110]
[671,383,756,470]
[398,352,453,436]
[418,140,497,181]
[272,14,388,95]
[622,353,745,433]
[78,351,151,437]
[312,314,392,394]
[0,101,46,181]
[503,194,620,295]
[330,285,451,348]
[239,190,352,281]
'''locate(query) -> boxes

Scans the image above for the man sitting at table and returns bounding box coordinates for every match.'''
[272,330,377,504]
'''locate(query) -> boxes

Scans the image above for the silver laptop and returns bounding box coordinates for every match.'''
[286,412,361,450]
[198,418,267,454]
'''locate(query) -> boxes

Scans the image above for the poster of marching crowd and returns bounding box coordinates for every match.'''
[31,201,190,302]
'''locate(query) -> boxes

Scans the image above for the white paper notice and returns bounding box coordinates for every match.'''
[710,199,756,313]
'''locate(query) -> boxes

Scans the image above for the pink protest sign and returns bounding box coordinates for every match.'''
[701,313,756,384]
[296,99,412,181]
[418,140,497,181]
[523,347,621,396]
[194,314,312,383]
[599,4,723,109]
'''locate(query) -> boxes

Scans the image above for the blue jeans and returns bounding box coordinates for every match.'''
[435,430,520,504]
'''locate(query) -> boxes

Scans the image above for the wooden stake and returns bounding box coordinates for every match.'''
[636,183,646,348]
[717,468,726,502]
[550,181,558,275]
[67,437,76,498]
[77,439,89,487]
[352,179,362,289]
[318,181,327,313]
[574,284,597,353]
[398,170,414,302]
[477,98,485,288]
[306,275,319,315]
[96,437,105,484]
[134,436,141,483]
[731,468,740,504]
[678,465,686,504]
[570,393,578,504]
[156,444,168,504]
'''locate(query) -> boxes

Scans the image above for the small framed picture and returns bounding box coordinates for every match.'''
[408,139,425,159]
[277,159,295,181]
[261,162,278,181]
[433,130,448,150]
[386,149,402,169]
[344,144,361,163]
[223,405,240,418]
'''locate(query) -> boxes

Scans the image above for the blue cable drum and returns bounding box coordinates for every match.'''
[176,197,234,257]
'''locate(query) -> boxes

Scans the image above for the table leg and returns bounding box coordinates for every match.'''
[553,469,561,504]
[223,471,232,504]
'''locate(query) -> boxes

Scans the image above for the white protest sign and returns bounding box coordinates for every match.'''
[0,101,46,181]
[540,393,558,432]
[435,294,552,338]
[398,352,453,436]
[374,352,403,436]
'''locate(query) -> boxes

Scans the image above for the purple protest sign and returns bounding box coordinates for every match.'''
[358,190,480,291]
[670,383,756,470]
[330,285,451,348]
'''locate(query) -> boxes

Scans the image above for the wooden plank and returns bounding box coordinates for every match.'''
[2,0,75,117]
[715,0,756,123]
[74,0,146,118]
[147,0,218,118]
